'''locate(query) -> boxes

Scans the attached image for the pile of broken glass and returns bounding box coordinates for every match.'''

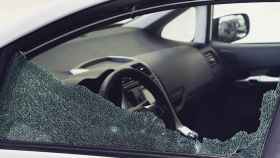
[0,55,278,158]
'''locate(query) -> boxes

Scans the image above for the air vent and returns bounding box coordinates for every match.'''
[131,63,152,75]
[203,51,218,68]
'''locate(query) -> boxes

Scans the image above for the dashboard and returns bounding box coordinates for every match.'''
[31,28,224,113]
[136,45,223,111]
[59,44,223,112]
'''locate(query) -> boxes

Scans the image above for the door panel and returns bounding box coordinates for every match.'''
[212,42,280,76]
[212,2,280,77]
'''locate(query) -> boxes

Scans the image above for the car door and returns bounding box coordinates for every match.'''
[211,2,280,80]
[211,3,280,158]
[0,1,212,158]
[0,150,110,158]
[2,1,278,158]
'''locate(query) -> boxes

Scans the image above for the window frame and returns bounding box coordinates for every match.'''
[1,1,276,157]
[0,1,213,158]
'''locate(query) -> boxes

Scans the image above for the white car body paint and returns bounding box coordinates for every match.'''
[0,0,109,48]
[0,149,111,158]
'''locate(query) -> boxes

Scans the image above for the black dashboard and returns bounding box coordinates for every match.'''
[31,27,224,113]
[58,44,223,113]
[136,45,223,111]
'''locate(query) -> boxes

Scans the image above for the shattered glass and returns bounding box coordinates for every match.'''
[0,55,279,157]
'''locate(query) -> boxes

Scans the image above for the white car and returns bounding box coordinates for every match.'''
[0,0,280,158]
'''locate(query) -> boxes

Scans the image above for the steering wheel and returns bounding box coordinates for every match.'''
[99,66,198,138]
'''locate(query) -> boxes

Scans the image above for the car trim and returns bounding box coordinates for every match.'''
[23,0,212,57]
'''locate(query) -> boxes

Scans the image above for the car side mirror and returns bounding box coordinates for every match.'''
[212,14,250,43]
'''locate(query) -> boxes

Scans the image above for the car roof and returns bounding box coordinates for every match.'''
[0,0,109,49]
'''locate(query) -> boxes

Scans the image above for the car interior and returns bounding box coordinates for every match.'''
[0,3,279,158]
[31,16,276,140]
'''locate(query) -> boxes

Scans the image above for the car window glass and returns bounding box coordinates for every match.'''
[214,3,280,43]
[1,5,279,158]
[161,8,196,43]
[2,54,278,158]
